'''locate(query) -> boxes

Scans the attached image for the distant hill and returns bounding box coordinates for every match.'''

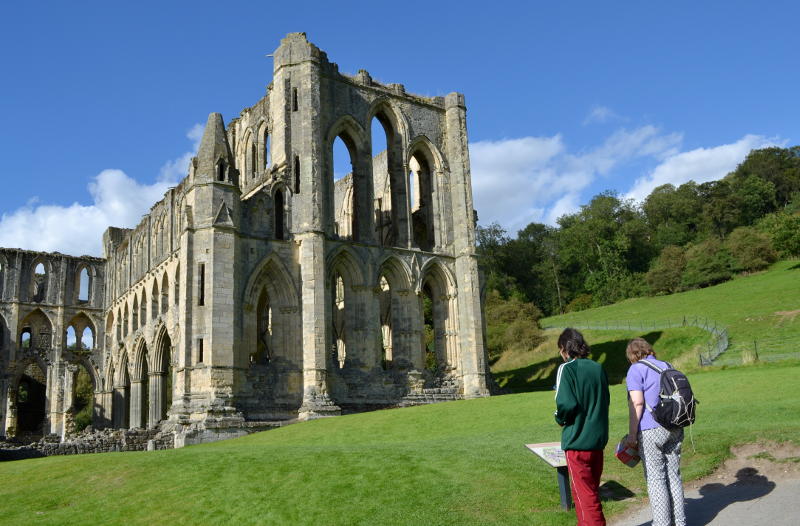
[542,260,800,366]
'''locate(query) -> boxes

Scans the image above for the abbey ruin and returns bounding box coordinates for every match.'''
[0,33,490,447]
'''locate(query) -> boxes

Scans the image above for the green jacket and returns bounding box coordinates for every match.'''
[554,358,610,451]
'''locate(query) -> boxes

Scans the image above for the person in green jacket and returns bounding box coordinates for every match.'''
[554,328,610,526]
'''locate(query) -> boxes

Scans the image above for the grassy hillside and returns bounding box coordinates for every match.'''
[542,260,800,365]
[491,327,709,393]
[2,363,799,526]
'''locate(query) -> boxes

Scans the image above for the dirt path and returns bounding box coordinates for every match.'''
[610,442,800,526]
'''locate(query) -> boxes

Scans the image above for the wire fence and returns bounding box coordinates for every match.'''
[542,316,728,365]
[712,335,800,366]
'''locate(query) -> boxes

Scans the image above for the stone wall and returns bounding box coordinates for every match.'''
[0,427,174,461]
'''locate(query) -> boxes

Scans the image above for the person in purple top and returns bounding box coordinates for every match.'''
[625,338,686,526]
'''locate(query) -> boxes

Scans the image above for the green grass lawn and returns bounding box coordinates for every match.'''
[2,363,798,526]
[542,260,800,365]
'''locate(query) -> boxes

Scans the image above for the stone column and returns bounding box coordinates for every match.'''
[129,380,143,429]
[298,233,340,419]
[148,372,165,428]
[444,92,489,398]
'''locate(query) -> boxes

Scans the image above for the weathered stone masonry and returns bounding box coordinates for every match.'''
[0,33,490,448]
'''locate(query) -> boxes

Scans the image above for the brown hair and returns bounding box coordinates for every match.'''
[558,328,591,359]
[626,338,655,363]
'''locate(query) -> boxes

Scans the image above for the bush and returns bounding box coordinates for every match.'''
[681,238,733,289]
[646,245,687,294]
[484,290,543,360]
[756,211,800,258]
[565,293,593,313]
[725,226,777,272]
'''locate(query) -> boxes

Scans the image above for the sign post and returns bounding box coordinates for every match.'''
[525,442,572,510]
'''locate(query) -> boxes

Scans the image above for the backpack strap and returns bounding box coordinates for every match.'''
[637,359,664,374]
[636,359,663,414]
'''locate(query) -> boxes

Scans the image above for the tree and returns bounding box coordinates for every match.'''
[646,245,686,294]
[729,173,777,225]
[725,227,777,272]
[681,238,733,289]
[756,211,800,258]
[643,182,703,249]
[732,146,800,207]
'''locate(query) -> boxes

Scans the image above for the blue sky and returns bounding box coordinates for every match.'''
[1,1,799,255]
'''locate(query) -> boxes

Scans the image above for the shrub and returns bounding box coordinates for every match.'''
[484,290,543,360]
[646,245,687,294]
[725,226,777,272]
[681,238,733,289]
[565,293,593,313]
[756,211,800,258]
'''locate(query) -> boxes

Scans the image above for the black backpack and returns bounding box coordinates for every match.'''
[638,360,698,429]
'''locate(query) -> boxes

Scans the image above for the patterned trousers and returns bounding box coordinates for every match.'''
[639,426,685,526]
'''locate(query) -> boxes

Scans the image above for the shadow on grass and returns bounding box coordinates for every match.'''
[599,480,635,502]
[788,262,800,271]
[494,332,663,393]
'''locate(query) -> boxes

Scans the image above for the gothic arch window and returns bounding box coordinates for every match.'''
[332,134,357,240]
[123,304,129,338]
[370,111,397,247]
[31,262,47,303]
[132,295,139,332]
[274,189,285,240]
[77,266,91,303]
[408,148,436,252]
[217,160,226,182]
[161,272,169,313]
[331,272,346,369]
[20,327,32,349]
[151,280,159,321]
[66,326,78,350]
[80,326,94,350]
[263,129,271,170]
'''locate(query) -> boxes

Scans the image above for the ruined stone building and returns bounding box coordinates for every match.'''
[0,33,490,446]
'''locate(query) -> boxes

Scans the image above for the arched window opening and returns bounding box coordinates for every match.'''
[138,350,149,429]
[140,290,147,327]
[174,265,180,306]
[66,326,78,350]
[217,160,226,182]
[80,326,94,350]
[294,155,301,194]
[379,276,392,369]
[78,267,90,302]
[331,273,346,369]
[253,288,273,364]
[32,263,47,303]
[72,364,94,432]
[251,141,257,179]
[161,273,169,313]
[422,284,438,374]
[332,135,356,240]
[123,304,129,338]
[151,281,159,320]
[371,116,393,246]
[274,189,285,240]
[292,87,299,112]
[14,363,47,439]
[132,296,139,332]
[408,153,435,252]
[264,131,271,169]
[20,328,32,349]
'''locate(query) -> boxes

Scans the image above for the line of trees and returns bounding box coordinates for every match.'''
[478,146,800,316]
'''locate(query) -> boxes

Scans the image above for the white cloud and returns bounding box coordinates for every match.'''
[0,124,204,256]
[470,125,683,230]
[624,134,784,202]
[583,105,624,125]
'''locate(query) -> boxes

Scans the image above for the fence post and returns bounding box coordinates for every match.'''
[754,340,759,362]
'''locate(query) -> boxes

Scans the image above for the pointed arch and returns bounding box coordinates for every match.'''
[18,308,53,353]
[132,294,139,332]
[76,264,92,303]
[327,246,368,289]
[418,258,459,375]
[241,254,301,367]
[161,271,170,313]
[376,255,413,292]
[30,258,50,303]
[327,115,372,242]
[151,279,159,320]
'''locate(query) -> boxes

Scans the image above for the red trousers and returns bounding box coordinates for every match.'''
[565,449,606,526]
